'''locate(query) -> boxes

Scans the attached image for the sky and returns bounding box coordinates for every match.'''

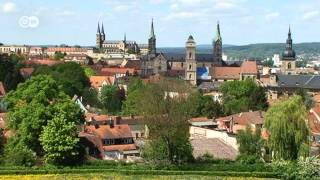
[0,0,320,47]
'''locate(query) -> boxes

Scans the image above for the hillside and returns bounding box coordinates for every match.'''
[159,42,320,60]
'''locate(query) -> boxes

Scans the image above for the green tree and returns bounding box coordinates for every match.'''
[4,137,36,166]
[34,62,89,96]
[40,113,83,165]
[82,87,101,108]
[83,67,96,77]
[0,128,4,155]
[295,88,315,110]
[189,92,223,118]
[237,126,263,156]
[100,85,122,114]
[54,51,65,60]
[139,79,194,164]
[122,78,146,115]
[220,79,268,115]
[4,75,84,157]
[0,54,24,91]
[264,95,309,160]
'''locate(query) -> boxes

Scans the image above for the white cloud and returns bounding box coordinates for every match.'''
[265,12,279,21]
[302,10,319,20]
[56,10,76,16]
[1,1,16,13]
[113,5,132,12]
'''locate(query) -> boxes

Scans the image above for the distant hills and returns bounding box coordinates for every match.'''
[159,42,320,60]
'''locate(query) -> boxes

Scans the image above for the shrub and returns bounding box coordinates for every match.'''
[4,139,36,167]
[236,154,264,165]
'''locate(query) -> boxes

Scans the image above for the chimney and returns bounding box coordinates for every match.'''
[115,116,121,125]
[230,117,234,133]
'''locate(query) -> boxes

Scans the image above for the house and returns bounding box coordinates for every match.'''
[64,54,93,65]
[89,76,115,92]
[189,117,217,128]
[100,67,138,78]
[82,121,139,160]
[72,95,88,113]
[85,113,148,140]
[46,47,91,56]
[210,60,258,81]
[24,58,62,66]
[215,111,265,134]
[266,74,320,100]
[0,82,5,98]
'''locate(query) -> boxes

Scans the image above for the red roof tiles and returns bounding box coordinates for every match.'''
[0,82,6,97]
[211,66,240,80]
[240,60,258,74]
[89,76,115,90]
[86,124,133,139]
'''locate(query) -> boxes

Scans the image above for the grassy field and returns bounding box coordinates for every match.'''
[0,173,277,180]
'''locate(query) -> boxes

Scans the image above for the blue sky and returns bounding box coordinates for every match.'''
[0,0,320,47]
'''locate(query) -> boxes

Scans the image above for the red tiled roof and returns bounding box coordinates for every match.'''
[122,60,141,69]
[24,59,62,66]
[103,144,136,152]
[100,67,136,76]
[79,132,104,153]
[211,66,240,80]
[0,82,6,97]
[86,124,133,139]
[216,111,265,126]
[89,76,115,90]
[47,47,87,53]
[190,117,210,122]
[309,108,320,135]
[240,60,258,74]
[20,68,34,78]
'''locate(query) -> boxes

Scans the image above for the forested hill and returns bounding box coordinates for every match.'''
[159,42,320,60]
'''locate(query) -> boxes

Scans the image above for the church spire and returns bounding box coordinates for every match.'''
[282,25,295,59]
[149,18,155,39]
[97,22,100,34]
[101,22,105,35]
[124,33,126,42]
[215,21,222,41]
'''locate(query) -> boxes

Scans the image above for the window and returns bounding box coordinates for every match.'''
[189,52,192,59]
[189,64,192,70]
[189,74,192,79]
[181,62,183,68]
[288,62,291,69]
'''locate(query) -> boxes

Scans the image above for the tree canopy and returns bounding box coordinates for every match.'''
[34,62,89,97]
[4,75,84,165]
[0,54,24,91]
[139,78,194,164]
[189,91,223,118]
[220,79,268,115]
[264,95,309,160]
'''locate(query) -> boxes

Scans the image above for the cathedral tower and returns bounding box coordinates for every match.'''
[281,26,296,74]
[148,19,156,56]
[96,22,102,49]
[101,22,106,42]
[213,21,222,65]
[185,35,197,86]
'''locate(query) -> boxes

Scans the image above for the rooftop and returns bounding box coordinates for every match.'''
[86,124,133,140]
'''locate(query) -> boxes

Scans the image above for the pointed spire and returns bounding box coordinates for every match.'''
[149,18,155,39]
[215,21,221,41]
[97,22,100,34]
[124,33,126,42]
[101,22,105,34]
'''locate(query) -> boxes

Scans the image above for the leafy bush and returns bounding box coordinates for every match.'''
[4,139,36,167]
[236,154,264,165]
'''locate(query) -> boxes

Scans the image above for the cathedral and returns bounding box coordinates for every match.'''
[96,22,148,54]
[141,21,224,86]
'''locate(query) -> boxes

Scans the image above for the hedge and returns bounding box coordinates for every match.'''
[0,169,280,178]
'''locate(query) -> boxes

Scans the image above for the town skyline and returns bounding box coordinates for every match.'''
[0,0,320,47]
